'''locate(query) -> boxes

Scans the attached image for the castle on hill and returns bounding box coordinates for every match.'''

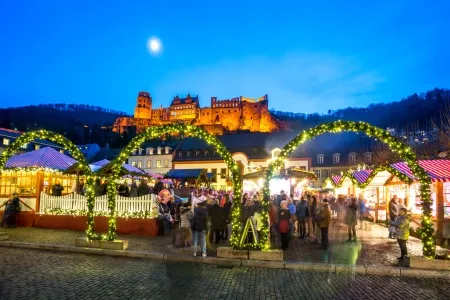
[113,91,280,135]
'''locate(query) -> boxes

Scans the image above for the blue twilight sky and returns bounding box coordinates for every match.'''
[0,1,449,114]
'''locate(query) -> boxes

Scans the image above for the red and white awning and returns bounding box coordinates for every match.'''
[391,160,450,182]
[331,175,342,185]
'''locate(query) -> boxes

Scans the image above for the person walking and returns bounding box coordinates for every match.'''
[388,195,399,239]
[296,197,309,239]
[392,207,411,262]
[192,201,208,257]
[318,199,331,249]
[345,197,358,242]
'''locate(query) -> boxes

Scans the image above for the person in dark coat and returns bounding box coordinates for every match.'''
[94,178,103,197]
[137,180,151,196]
[129,180,138,197]
[222,194,232,240]
[192,201,208,257]
[278,200,291,249]
[118,182,129,197]
[345,197,358,242]
[51,181,64,196]
[389,195,399,239]
[208,199,225,244]
[153,179,165,195]
[101,179,108,196]
[0,193,21,228]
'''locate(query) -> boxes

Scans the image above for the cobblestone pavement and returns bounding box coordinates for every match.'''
[1,219,448,266]
[0,248,448,300]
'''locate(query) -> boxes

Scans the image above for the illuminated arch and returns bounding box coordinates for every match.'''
[0,130,99,239]
[263,121,434,258]
[105,124,243,243]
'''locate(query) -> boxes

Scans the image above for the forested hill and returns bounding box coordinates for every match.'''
[0,104,130,146]
[271,88,450,130]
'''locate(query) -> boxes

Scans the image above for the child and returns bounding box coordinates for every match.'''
[393,207,411,261]
[180,204,193,248]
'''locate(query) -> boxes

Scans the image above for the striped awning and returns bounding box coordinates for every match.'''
[5,147,76,171]
[331,175,342,185]
[89,159,147,176]
[351,169,373,184]
[391,160,450,182]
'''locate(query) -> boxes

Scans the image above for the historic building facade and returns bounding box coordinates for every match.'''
[113,91,280,135]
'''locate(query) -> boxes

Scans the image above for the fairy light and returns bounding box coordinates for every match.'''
[263,121,434,258]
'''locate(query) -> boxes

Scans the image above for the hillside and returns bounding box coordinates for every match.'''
[0,104,130,147]
[271,88,450,131]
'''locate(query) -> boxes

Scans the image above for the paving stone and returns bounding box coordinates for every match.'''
[365,265,401,276]
[164,253,200,263]
[102,249,127,257]
[410,256,450,271]
[217,246,249,259]
[335,263,367,275]
[400,267,450,279]
[241,259,284,269]
[39,244,70,252]
[11,241,41,249]
[202,256,242,267]
[0,240,11,247]
[249,249,283,261]
[284,261,335,272]
[1,247,449,300]
[69,246,103,255]
[126,250,164,261]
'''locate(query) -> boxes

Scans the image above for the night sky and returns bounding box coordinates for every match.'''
[1,1,449,114]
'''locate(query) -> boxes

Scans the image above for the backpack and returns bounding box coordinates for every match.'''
[279,219,289,233]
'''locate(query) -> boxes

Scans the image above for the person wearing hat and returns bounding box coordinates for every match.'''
[392,206,411,262]
[0,193,21,228]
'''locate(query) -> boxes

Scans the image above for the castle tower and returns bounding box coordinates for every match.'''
[134,91,152,119]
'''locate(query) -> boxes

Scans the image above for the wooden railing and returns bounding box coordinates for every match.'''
[39,192,157,214]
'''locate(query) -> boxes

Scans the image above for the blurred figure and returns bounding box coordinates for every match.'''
[278,200,291,250]
[296,196,309,239]
[392,207,411,262]
[0,193,21,228]
[388,195,399,239]
[51,180,64,196]
[318,199,331,249]
[345,197,358,242]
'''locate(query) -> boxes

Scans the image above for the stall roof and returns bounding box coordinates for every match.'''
[4,147,76,171]
[167,169,204,179]
[391,160,450,182]
[331,175,342,186]
[351,169,373,184]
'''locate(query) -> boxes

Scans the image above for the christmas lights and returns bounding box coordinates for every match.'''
[107,124,243,243]
[44,208,157,219]
[0,130,98,240]
[263,121,434,258]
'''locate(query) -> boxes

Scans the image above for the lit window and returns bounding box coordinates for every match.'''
[317,155,324,164]
[157,148,162,155]
[59,150,64,154]
[315,169,322,178]
[137,161,142,168]
[221,168,227,179]
[164,160,169,168]
[21,143,28,149]
[178,152,183,158]
[131,161,136,166]
[34,144,40,150]
[332,154,340,164]
[156,160,161,168]
[146,160,152,168]
[2,138,10,146]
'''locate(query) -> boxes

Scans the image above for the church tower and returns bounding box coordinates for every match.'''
[134,91,152,119]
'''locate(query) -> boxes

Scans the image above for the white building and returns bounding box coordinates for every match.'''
[128,141,181,175]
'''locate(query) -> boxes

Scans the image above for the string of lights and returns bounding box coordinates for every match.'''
[263,121,434,258]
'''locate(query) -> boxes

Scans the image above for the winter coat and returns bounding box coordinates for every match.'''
[296,200,310,221]
[52,184,64,196]
[288,203,296,215]
[180,209,193,228]
[318,203,331,228]
[389,200,398,221]
[153,182,164,195]
[129,183,138,197]
[223,201,232,223]
[241,205,255,223]
[393,214,411,240]
[192,207,208,232]
[94,182,103,197]
[137,183,151,196]
[209,204,225,230]
[345,203,358,226]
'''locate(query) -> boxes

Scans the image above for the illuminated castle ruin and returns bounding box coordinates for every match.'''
[113,92,280,135]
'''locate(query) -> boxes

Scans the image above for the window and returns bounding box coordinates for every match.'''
[138,149,144,155]
[315,169,322,179]
[204,150,209,156]
[21,143,28,149]
[196,151,200,157]
[220,168,227,179]
[349,153,356,163]
[157,148,162,155]
[2,138,10,146]
[332,154,340,164]
[317,155,324,164]
[146,148,153,155]
[187,151,191,157]
[0,171,37,196]
[146,160,152,168]
[178,152,183,158]
[131,161,136,166]
[211,168,217,178]
[164,160,169,168]
[324,169,331,178]
[137,161,142,168]
[156,160,161,168]
[365,153,372,162]
[34,144,40,150]
[165,147,170,154]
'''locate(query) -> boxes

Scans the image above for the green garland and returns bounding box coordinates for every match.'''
[107,124,244,244]
[44,208,156,219]
[324,164,413,189]
[0,129,99,240]
[263,121,434,258]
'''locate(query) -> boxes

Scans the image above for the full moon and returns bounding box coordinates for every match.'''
[147,36,162,55]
